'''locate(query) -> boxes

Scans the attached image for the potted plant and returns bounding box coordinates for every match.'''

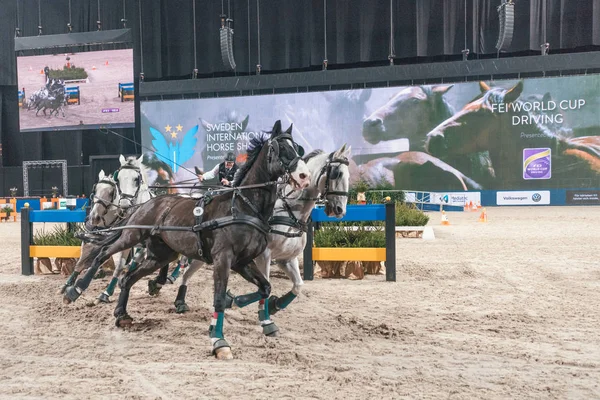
[1,205,12,221]
[313,221,386,279]
[51,186,59,198]
[353,179,369,205]
[32,224,83,275]
[9,187,18,197]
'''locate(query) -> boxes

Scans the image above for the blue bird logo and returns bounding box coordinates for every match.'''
[149,124,198,173]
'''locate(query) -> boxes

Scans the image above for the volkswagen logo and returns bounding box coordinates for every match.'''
[531,193,542,202]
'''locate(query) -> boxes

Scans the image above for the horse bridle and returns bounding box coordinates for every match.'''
[88,165,144,226]
[270,152,349,237]
[113,165,143,206]
[267,132,304,180]
[88,178,120,226]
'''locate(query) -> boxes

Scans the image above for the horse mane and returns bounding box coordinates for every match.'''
[303,149,324,162]
[232,133,270,187]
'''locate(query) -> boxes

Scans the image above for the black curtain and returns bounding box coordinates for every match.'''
[1,0,600,173]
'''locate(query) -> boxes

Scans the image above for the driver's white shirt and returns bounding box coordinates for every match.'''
[201,164,221,180]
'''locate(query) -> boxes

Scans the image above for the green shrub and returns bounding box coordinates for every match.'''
[314,221,385,248]
[49,66,88,81]
[395,202,429,226]
[33,224,83,246]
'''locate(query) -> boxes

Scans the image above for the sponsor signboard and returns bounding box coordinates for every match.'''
[565,190,600,205]
[496,190,550,205]
[431,192,481,206]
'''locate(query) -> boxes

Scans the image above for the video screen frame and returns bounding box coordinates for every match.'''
[15,29,135,133]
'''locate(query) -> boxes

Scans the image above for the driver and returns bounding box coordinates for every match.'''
[196,152,238,187]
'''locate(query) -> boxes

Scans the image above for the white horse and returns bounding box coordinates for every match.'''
[61,155,155,304]
[172,144,352,336]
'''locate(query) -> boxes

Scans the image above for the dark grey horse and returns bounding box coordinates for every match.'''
[64,121,311,360]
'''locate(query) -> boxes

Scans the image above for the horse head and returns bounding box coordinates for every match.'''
[362,85,454,149]
[306,144,352,218]
[115,154,147,207]
[88,169,119,227]
[234,120,311,190]
[425,80,524,160]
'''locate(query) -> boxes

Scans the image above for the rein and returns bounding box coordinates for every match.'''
[86,132,305,247]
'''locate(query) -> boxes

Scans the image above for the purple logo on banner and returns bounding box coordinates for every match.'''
[523,148,551,180]
[102,108,120,113]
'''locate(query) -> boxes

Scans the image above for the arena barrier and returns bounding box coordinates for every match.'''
[18,89,25,107]
[118,83,134,102]
[303,203,396,282]
[20,208,86,276]
[65,86,81,105]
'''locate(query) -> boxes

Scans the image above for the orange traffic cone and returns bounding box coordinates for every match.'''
[39,69,44,74]
[441,211,450,226]
[471,201,478,211]
[105,60,109,66]
[464,201,470,212]
[478,208,488,223]
[92,65,96,70]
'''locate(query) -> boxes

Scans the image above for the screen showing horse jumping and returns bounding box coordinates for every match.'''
[17,48,134,132]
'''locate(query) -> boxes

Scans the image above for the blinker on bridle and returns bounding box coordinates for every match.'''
[268,133,305,176]
[318,152,350,201]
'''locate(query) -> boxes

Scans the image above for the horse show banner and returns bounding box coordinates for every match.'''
[141,74,600,204]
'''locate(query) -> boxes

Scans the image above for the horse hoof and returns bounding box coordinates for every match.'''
[166,276,175,284]
[262,323,280,337]
[96,293,110,304]
[63,286,80,304]
[214,347,233,360]
[148,280,162,296]
[115,314,133,328]
[175,303,190,314]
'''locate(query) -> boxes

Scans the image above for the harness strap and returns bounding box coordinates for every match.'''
[192,215,271,236]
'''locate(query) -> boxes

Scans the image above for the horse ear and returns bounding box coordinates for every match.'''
[119,154,126,165]
[542,92,552,103]
[199,118,210,131]
[359,88,372,103]
[343,145,352,158]
[98,170,105,180]
[504,80,524,104]
[431,85,454,95]
[137,154,144,165]
[335,143,346,157]
[285,123,293,134]
[271,120,282,136]
[479,81,491,93]
[241,115,250,131]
